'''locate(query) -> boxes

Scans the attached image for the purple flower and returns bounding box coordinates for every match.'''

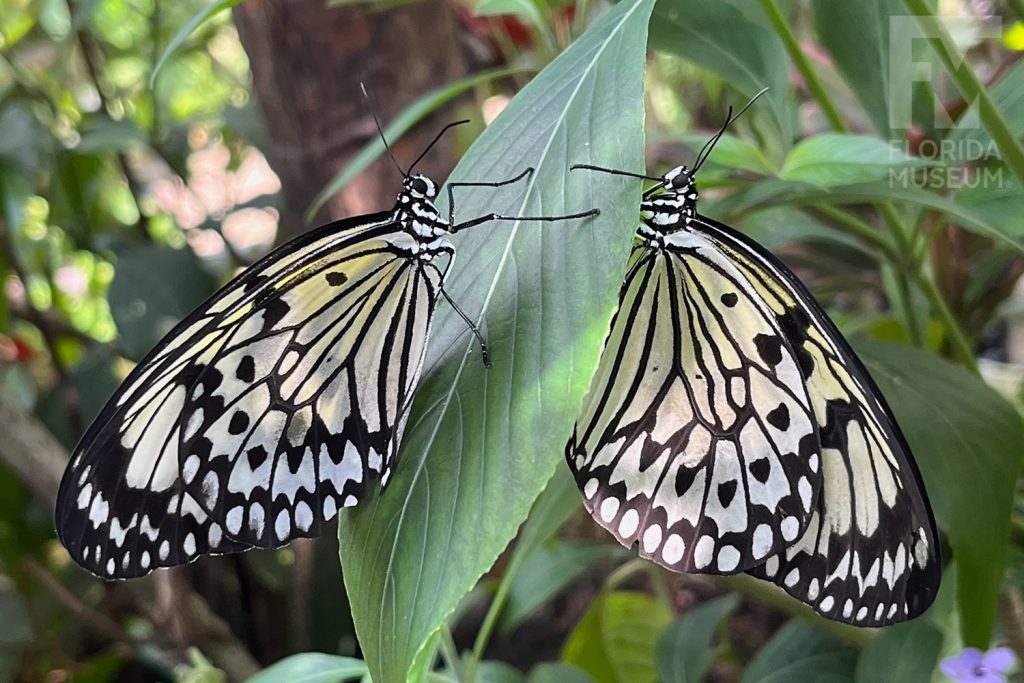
[940,647,1014,683]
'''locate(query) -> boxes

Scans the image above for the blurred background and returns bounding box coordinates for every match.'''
[1,0,1023,681]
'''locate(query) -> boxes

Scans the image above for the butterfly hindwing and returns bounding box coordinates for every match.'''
[54,213,444,576]
[567,229,822,575]
[694,216,941,625]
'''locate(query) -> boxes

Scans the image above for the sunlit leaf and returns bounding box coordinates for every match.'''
[562,591,672,683]
[337,2,655,681]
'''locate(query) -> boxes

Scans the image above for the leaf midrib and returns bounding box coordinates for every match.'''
[371,1,651,674]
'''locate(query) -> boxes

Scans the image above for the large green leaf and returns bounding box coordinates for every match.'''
[337,2,655,681]
[649,0,794,143]
[656,595,739,683]
[854,620,942,683]
[779,134,935,187]
[740,620,857,683]
[855,340,1023,646]
[562,591,673,683]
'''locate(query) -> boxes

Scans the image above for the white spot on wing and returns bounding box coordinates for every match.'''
[694,536,715,569]
[662,534,685,565]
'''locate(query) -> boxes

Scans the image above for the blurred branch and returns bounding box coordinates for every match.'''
[22,558,128,644]
[0,389,67,508]
[0,387,261,681]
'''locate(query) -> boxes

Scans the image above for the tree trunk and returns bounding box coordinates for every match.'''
[233,0,469,240]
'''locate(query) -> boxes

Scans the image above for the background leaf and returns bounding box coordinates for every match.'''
[854,620,942,683]
[656,595,739,683]
[856,340,1023,646]
[812,0,912,135]
[245,653,368,683]
[739,620,857,683]
[337,2,655,681]
[562,591,672,683]
[649,0,794,143]
[107,244,217,361]
[527,663,597,683]
[779,134,934,187]
[150,0,245,86]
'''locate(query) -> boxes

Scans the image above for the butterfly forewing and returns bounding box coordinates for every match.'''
[178,231,441,547]
[567,229,822,575]
[694,216,941,625]
[54,212,444,577]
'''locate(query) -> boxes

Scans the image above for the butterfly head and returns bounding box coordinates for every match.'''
[403,174,438,200]
[639,165,699,234]
[662,165,698,200]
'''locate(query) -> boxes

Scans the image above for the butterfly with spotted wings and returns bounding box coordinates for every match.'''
[566,92,940,626]
[55,110,598,580]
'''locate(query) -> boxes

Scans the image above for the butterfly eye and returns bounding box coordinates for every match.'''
[670,173,691,190]
[410,177,429,195]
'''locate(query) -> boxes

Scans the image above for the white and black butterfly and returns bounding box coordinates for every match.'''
[55,119,597,579]
[566,101,940,626]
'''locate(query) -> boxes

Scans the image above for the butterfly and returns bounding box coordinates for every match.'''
[55,118,597,580]
[565,96,941,626]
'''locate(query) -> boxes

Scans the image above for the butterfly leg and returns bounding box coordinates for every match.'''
[450,207,599,234]
[438,286,490,367]
[446,167,535,226]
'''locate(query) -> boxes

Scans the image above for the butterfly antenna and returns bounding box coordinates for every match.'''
[360,82,405,178]
[692,86,769,174]
[570,164,663,182]
[407,119,470,175]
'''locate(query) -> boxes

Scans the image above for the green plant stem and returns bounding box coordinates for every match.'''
[438,625,466,683]
[812,204,898,260]
[758,0,848,132]
[914,269,979,371]
[468,580,511,680]
[904,0,1024,186]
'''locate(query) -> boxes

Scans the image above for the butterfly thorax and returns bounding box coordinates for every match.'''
[394,174,454,259]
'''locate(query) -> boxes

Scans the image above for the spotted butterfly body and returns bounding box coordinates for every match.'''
[57,174,465,578]
[567,165,940,626]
